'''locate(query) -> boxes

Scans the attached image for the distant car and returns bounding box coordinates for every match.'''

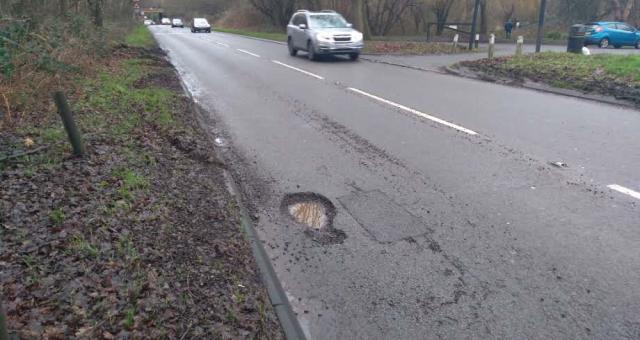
[584,22,640,49]
[287,10,364,61]
[191,18,211,33]
[171,18,184,28]
[161,18,171,25]
[144,19,154,26]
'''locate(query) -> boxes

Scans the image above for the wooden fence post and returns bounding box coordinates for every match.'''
[0,301,9,340]
[53,92,85,157]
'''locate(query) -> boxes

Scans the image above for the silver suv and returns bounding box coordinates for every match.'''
[287,10,364,61]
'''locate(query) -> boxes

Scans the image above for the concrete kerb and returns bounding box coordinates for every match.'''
[169,51,306,339]
[213,30,286,45]
[359,56,446,74]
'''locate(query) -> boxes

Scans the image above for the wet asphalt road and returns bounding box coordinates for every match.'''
[150,26,640,340]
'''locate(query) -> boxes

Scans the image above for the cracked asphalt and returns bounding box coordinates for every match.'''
[151,26,640,340]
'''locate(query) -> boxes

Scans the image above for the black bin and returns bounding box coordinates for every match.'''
[567,24,586,53]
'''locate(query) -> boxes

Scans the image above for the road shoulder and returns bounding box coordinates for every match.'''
[1,30,283,339]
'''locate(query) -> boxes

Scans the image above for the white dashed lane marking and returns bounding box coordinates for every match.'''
[608,184,640,200]
[237,49,260,58]
[347,87,479,136]
[271,60,325,80]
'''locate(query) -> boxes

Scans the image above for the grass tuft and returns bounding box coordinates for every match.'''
[49,208,66,225]
[125,25,155,48]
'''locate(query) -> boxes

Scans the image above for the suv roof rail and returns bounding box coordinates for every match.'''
[296,9,309,13]
[320,10,336,13]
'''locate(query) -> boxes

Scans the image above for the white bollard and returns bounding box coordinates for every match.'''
[516,36,524,57]
[488,33,495,59]
[453,34,459,49]
[475,34,480,49]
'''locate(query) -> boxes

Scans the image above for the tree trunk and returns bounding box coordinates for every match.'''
[87,0,103,27]
[353,0,371,39]
[0,0,11,16]
[622,0,634,21]
[611,0,633,21]
[480,0,487,35]
[59,0,67,16]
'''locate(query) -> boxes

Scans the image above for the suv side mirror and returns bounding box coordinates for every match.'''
[298,24,307,29]
[346,23,353,28]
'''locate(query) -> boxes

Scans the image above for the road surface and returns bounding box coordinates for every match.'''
[150,26,640,340]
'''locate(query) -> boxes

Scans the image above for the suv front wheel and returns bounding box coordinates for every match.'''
[307,41,317,61]
[288,38,297,56]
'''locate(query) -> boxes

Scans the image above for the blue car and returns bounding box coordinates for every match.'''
[584,22,640,49]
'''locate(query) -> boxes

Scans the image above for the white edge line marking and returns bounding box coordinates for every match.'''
[237,49,260,57]
[271,60,324,80]
[216,42,229,47]
[607,184,640,200]
[347,87,478,135]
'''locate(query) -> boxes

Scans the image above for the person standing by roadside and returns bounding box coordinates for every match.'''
[505,19,514,39]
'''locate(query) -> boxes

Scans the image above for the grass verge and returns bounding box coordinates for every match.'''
[124,24,155,48]
[214,27,287,42]
[363,41,472,55]
[458,52,640,105]
[1,25,282,339]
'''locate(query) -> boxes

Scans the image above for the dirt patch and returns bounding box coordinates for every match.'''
[134,70,184,91]
[0,46,282,339]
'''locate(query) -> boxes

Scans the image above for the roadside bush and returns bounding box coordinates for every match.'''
[545,31,565,41]
[0,16,134,129]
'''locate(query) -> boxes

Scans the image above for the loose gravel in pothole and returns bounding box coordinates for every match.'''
[281,193,346,244]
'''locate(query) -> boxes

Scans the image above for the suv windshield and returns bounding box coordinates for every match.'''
[308,14,348,29]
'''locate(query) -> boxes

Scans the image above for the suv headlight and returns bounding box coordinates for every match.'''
[352,31,364,42]
[316,32,333,42]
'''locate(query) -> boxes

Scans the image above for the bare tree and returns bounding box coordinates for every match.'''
[429,0,456,35]
[610,0,634,21]
[364,0,415,36]
[353,0,372,38]
[87,0,104,26]
[248,0,297,27]
[409,1,428,33]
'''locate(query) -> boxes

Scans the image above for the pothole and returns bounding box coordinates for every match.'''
[281,192,346,244]
[288,201,328,230]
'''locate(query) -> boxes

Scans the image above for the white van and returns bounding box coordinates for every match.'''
[191,18,211,33]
